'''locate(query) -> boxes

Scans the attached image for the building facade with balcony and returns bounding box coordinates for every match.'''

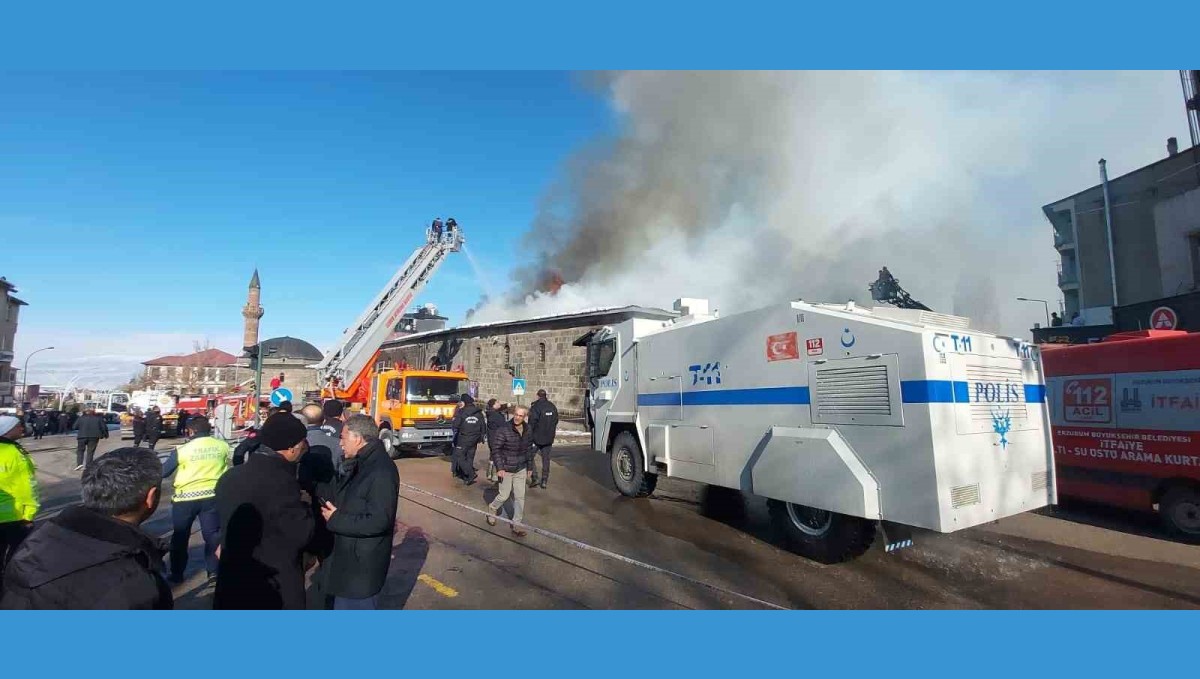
[1043,139,1200,329]
[1,277,28,408]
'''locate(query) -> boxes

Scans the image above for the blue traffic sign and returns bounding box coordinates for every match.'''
[270,387,294,406]
[511,378,526,396]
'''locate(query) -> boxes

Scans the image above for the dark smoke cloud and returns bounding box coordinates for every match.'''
[478,71,1187,336]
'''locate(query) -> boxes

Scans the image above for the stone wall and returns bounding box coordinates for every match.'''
[381,324,598,417]
[261,357,321,398]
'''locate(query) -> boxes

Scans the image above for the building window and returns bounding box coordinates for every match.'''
[504,343,511,366]
[475,347,481,369]
[539,342,547,363]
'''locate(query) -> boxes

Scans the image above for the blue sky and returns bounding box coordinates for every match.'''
[2,72,611,386]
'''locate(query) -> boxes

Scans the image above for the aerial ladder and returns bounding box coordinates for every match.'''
[315,219,464,404]
[868,266,931,311]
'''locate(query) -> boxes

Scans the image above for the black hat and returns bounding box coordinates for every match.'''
[322,400,345,418]
[258,413,307,451]
[460,393,474,406]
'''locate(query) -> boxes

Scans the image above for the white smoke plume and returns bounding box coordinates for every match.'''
[474,71,1189,334]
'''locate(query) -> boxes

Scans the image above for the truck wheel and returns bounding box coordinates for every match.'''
[1160,485,1200,541]
[768,499,876,564]
[380,428,401,460]
[610,431,657,498]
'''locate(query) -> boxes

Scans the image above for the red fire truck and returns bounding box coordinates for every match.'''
[1043,330,1200,539]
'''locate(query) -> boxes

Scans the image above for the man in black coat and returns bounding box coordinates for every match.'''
[130,408,147,448]
[450,394,485,485]
[232,425,261,465]
[214,413,315,610]
[314,415,399,609]
[321,399,346,438]
[486,406,534,537]
[485,399,507,482]
[144,407,162,450]
[527,389,560,489]
[33,411,48,440]
[1,447,173,609]
[74,408,109,471]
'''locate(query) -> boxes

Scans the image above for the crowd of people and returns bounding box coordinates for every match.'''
[0,386,562,610]
[18,408,76,439]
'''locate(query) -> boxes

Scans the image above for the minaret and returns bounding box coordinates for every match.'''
[242,268,264,352]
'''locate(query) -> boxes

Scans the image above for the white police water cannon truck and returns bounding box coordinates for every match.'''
[584,298,1056,563]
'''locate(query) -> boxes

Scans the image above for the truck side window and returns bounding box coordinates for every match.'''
[385,378,402,400]
[590,339,617,379]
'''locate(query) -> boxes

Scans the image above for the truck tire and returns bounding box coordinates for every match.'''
[1159,485,1200,541]
[768,499,876,564]
[380,427,401,460]
[610,431,657,498]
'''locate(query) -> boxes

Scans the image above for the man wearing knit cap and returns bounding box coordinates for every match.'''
[214,413,314,609]
[0,415,39,568]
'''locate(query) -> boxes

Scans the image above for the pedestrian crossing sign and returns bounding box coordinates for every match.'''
[512,378,526,396]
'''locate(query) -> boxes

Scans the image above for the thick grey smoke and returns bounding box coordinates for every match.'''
[478,71,1188,335]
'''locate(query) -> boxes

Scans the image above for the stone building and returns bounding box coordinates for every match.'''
[1,277,27,408]
[378,306,676,417]
[256,336,325,399]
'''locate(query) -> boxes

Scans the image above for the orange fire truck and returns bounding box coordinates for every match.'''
[316,222,469,458]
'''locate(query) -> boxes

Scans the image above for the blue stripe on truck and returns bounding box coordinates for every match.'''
[636,380,1047,406]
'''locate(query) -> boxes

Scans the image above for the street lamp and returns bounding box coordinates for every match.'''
[1016,297,1051,327]
[19,346,54,405]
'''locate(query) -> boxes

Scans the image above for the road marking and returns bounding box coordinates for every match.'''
[417,573,459,598]
[398,481,789,610]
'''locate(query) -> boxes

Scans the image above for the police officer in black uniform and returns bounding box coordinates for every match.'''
[450,394,485,486]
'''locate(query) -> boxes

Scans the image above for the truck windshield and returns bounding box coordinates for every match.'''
[406,377,469,404]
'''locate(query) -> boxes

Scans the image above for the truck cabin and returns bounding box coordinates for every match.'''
[375,370,469,426]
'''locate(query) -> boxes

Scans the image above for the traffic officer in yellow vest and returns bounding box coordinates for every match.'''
[1,416,40,569]
[160,416,229,584]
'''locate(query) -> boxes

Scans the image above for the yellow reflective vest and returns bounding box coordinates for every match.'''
[0,439,40,523]
[172,436,231,502]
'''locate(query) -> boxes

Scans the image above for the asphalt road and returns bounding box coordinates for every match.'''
[18,433,1200,609]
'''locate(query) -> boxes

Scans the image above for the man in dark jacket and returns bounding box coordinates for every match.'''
[485,399,507,483]
[450,394,485,485]
[177,409,189,439]
[527,389,560,489]
[214,413,314,610]
[321,399,346,438]
[57,411,69,436]
[131,408,147,448]
[74,408,109,471]
[486,406,534,537]
[299,403,340,565]
[144,407,162,450]
[1,447,172,609]
[33,411,48,440]
[232,425,260,465]
[314,415,398,609]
